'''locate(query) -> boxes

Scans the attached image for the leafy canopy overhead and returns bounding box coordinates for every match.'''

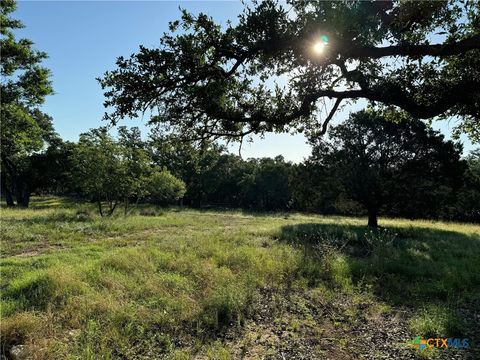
[100,0,480,143]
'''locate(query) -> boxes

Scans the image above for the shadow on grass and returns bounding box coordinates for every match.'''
[279,222,480,337]
[28,196,81,210]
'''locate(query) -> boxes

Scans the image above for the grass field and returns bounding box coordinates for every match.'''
[1,197,479,359]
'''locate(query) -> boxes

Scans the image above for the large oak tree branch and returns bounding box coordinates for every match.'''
[100,2,480,141]
[204,79,478,131]
[215,34,480,81]
[340,34,480,59]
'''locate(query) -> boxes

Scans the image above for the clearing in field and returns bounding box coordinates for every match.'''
[1,197,479,359]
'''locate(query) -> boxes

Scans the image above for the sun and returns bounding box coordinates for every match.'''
[313,41,326,54]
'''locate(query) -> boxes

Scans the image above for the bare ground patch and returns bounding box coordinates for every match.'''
[215,288,479,360]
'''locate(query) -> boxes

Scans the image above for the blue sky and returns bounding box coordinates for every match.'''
[15,1,475,162]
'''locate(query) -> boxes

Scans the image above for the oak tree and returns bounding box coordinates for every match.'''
[100,1,480,144]
[310,110,465,227]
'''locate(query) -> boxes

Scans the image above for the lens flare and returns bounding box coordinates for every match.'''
[312,34,329,55]
[313,41,326,54]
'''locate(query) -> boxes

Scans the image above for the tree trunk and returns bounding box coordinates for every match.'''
[98,201,104,217]
[5,190,14,207]
[15,179,30,208]
[1,155,27,207]
[20,193,30,207]
[107,201,117,216]
[1,180,15,207]
[367,209,378,227]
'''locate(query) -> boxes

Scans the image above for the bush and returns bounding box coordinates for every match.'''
[146,169,186,205]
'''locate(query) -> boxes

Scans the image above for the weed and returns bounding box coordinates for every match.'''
[409,305,466,337]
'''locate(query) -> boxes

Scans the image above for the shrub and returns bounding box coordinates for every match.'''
[146,169,186,205]
[409,305,465,337]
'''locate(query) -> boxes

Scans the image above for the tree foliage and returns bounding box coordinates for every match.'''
[100,0,480,143]
[150,136,293,210]
[309,110,465,226]
[72,128,185,216]
[240,156,292,211]
[453,150,480,222]
[146,168,186,206]
[1,0,55,207]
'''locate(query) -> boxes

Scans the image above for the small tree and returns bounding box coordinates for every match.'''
[73,128,185,216]
[73,128,126,216]
[117,126,152,215]
[310,110,465,227]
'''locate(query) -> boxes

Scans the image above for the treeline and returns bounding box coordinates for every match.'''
[3,110,479,224]
[2,0,479,226]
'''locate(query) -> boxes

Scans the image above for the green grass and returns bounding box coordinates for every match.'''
[1,197,479,358]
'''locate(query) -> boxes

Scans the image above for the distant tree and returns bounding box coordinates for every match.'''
[148,132,202,183]
[149,135,296,210]
[453,150,480,222]
[72,128,185,216]
[150,135,247,207]
[310,110,465,227]
[73,129,126,216]
[192,150,249,208]
[240,156,292,211]
[0,0,54,207]
[100,1,480,147]
[117,126,152,214]
[290,161,341,214]
[27,139,76,196]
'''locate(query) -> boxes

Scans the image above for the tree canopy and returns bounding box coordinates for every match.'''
[0,0,55,207]
[72,127,185,216]
[309,109,465,226]
[100,0,480,143]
